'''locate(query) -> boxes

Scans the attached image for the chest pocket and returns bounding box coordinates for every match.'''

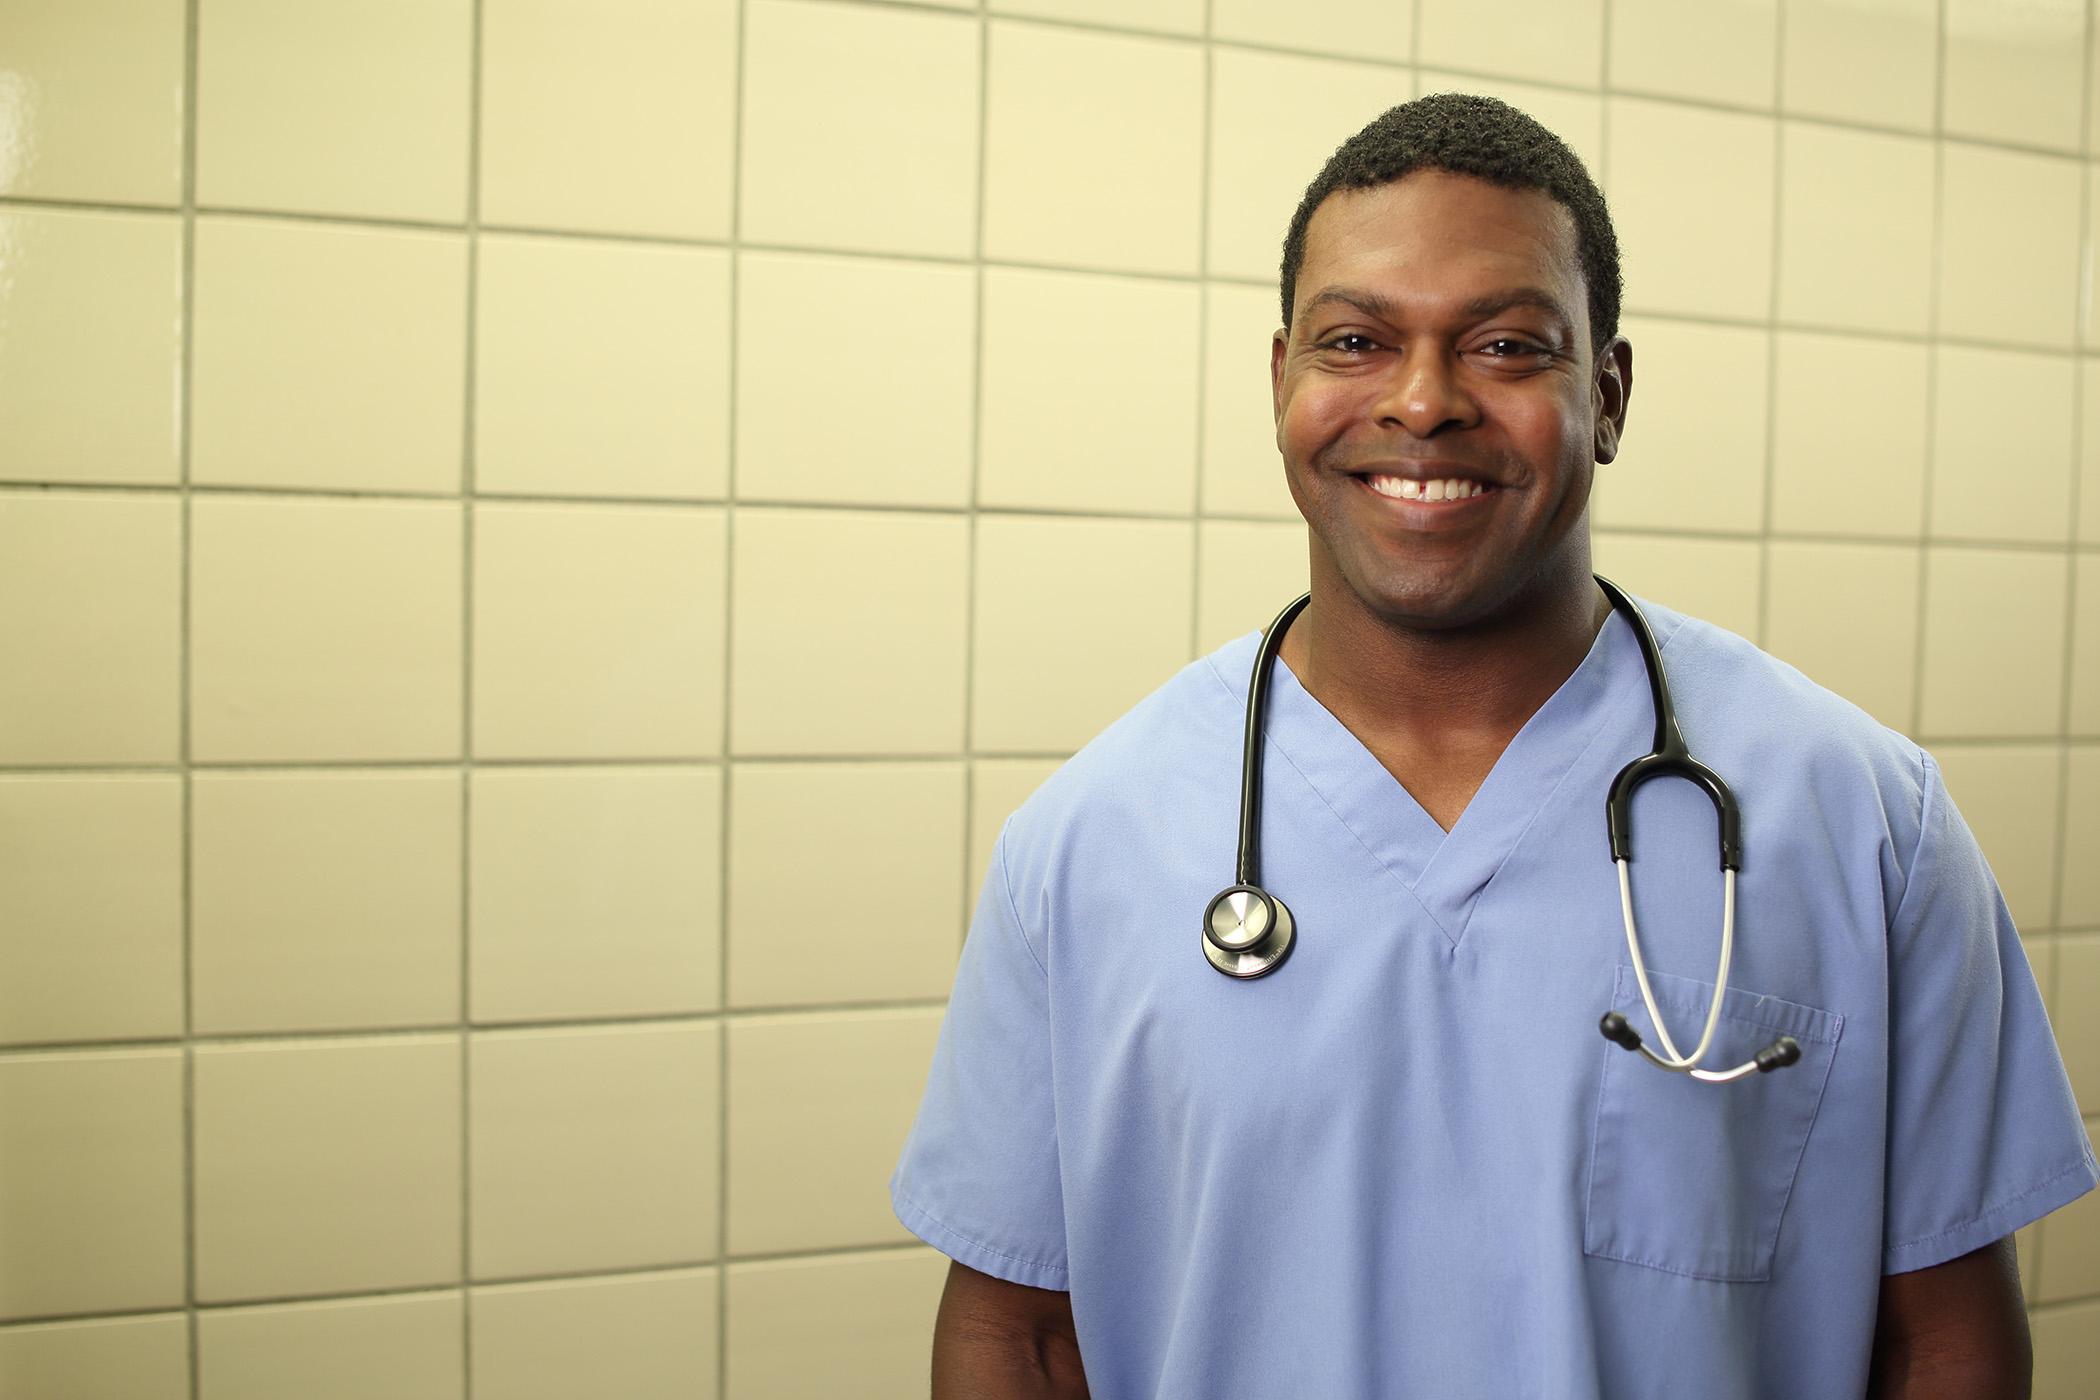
[1584,964,1843,1282]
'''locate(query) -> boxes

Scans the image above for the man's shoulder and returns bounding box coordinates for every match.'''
[1645,597,1929,804]
[996,632,1253,872]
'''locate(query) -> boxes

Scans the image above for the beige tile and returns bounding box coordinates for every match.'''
[471,1023,719,1279]
[980,267,1200,514]
[469,767,721,1022]
[2039,1172,2100,1303]
[1763,542,1920,732]
[1415,73,1604,179]
[0,1314,190,1400]
[475,236,729,501]
[198,1293,462,1400]
[191,217,467,494]
[0,492,179,766]
[1781,0,1937,131]
[1933,744,2062,930]
[970,760,1062,908]
[193,771,461,1035]
[1214,0,1413,62]
[730,509,967,756]
[191,495,462,763]
[472,502,725,761]
[1941,0,2085,152]
[1939,144,2081,351]
[984,20,1204,275]
[1594,317,1768,534]
[2081,359,2100,543]
[973,515,1195,751]
[725,1008,942,1255]
[1207,47,1413,282]
[1415,0,1601,87]
[472,1271,718,1400]
[2073,559,2100,736]
[195,0,469,221]
[1777,124,1932,337]
[991,0,1201,32]
[480,0,734,239]
[1591,533,1764,642]
[1609,0,1776,107]
[1930,348,2076,545]
[1197,519,1313,655]
[2058,935,2100,1112]
[2064,749,2100,928]
[0,1050,185,1320]
[1608,100,1775,321]
[1201,282,1295,520]
[1918,548,2068,739]
[2034,1294,2100,1400]
[728,763,964,1007]
[0,207,180,485]
[724,1249,948,1399]
[1769,331,1928,539]
[737,251,974,509]
[194,1036,461,1302]
[740,0,979,258]
[0,0,185,202]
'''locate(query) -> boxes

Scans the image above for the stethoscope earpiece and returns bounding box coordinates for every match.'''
[1202,884,1296,978]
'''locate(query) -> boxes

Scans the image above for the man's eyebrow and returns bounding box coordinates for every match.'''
[1299,285,1575,329]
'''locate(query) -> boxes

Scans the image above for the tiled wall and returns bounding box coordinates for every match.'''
[2,0,2097,1395]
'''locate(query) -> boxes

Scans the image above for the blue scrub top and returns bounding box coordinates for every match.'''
[892,598,2096,1399]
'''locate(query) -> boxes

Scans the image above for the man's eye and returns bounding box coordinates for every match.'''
[1477,338,1548,358]
[1322,334,1380,354]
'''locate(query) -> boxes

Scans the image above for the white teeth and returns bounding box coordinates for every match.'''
[1365,476,1484,501]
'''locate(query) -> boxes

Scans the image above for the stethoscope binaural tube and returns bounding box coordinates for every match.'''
[1201,592,1310,978]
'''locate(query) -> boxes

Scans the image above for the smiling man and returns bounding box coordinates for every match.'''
[892,95,2095,1398]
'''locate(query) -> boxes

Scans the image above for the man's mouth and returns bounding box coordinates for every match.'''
[1356,474,1495,502]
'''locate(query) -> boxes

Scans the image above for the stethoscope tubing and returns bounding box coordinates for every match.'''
[1207,576,1801,1081]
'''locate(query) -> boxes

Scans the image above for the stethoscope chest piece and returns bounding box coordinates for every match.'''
[1202,883,1295,978]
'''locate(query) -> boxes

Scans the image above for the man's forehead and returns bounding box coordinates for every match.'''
[1295,171,1583,309]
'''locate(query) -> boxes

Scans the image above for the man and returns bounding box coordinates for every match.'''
[891,95,2095,1398]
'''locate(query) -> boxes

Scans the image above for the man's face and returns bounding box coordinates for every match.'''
[1271,170,1630,631]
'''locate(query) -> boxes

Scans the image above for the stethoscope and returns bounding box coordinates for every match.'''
[1201,575,1802,1083]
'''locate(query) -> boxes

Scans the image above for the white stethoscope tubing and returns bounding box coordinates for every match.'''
[1617,862,1761,1083]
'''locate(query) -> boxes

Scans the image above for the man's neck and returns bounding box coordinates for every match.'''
[1274,564,1611,829]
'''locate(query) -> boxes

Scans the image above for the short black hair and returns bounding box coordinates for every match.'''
[1279,93,1622,355]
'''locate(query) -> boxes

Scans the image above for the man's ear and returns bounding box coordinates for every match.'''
[1271,328,1289,437]
[1592,336,1633,465]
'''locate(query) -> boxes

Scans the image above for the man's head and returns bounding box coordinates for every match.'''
[1270,94,1631,634]
[1280,94,1621,355]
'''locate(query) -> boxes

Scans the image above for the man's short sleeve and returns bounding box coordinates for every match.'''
[890,822,1070,1290]
[1880,751,2098,1274]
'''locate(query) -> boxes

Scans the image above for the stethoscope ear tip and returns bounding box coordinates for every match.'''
[1599,1011,1643,1052]
[1755,1036,1802,1073]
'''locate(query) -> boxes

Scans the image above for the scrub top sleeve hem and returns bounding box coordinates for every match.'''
[1880,1151,2100,1275]
[891,1182,1072,1292]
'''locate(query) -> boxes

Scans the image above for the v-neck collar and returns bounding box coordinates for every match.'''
[1216,605,1655,949]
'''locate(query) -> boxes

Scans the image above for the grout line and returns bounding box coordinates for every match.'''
[0,1000,956,1062]
[1189,4,1213,663]
[962,2,991,950]
[1756,2,1785,649]
[719,1,752,1390]
[459,1,484,1392]
[179,0,201,1392]
[1908,0,1950,743]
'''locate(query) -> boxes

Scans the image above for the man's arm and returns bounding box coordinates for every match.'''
[932,1259,1090,1399]
[1866,1236,2031,1399]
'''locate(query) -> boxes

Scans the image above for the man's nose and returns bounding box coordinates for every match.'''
[1373,348,1481,437]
